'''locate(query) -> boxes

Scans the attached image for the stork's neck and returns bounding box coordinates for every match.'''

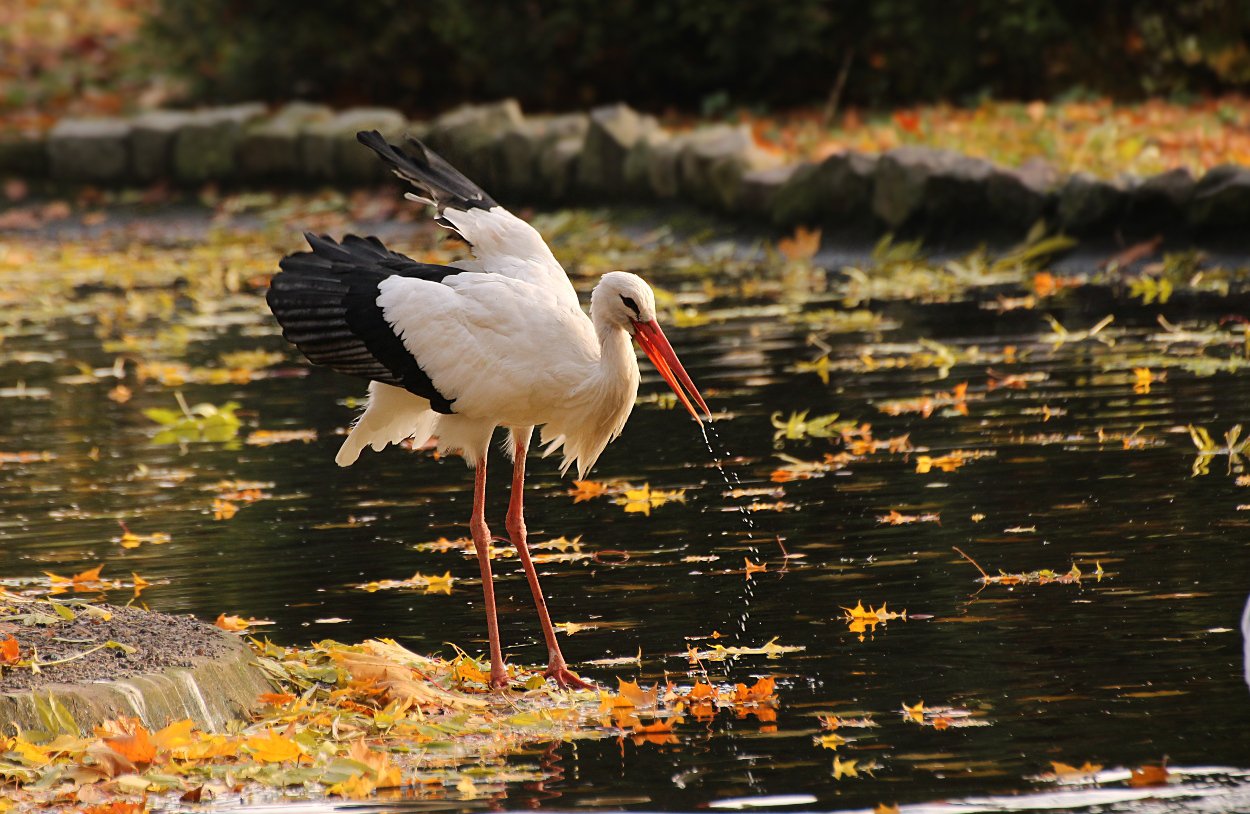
[592,310,639,388]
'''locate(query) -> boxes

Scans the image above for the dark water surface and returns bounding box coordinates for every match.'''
[1,213,1249,812]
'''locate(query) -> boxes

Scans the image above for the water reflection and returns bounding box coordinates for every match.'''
[2,215,1250,812]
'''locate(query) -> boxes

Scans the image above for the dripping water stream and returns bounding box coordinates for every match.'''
[698,422,764,645]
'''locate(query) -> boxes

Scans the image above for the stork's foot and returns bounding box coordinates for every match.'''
[545,661,593,690]
[489,672,511,691]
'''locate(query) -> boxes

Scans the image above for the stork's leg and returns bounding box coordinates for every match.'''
[507,427,593,690]
[470,456,509,689]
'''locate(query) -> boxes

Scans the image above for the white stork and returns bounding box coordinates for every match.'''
[266,130,709,689]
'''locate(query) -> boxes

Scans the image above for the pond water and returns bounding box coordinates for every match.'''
[1,204,1249,812]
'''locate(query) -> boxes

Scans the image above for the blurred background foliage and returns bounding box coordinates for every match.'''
[138,0,1250,112]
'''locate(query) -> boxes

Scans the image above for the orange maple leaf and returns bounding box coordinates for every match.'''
[616,678,659,709]
[893,110,922,135]
[73,564,104,583]
[687,682,719,702]
[632,718,678,734]
[732,676,776,703]
[568,480,607,502]
[1051,760,1103,778]
[103,722,157,765]
[778,226,822,262]
[0,635,19,664]
[215,613,250,632]
[1129,764,1169,788]
[81,803,147,814]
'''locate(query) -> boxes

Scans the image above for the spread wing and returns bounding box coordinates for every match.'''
[356,131,579,311]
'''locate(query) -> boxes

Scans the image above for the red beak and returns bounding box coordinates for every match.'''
[632,319,711,423]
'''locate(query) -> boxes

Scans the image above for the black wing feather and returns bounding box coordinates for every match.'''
[267,232,458,414]
[356,130,497,228]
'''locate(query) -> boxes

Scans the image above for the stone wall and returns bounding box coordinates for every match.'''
[3,100,1248,238]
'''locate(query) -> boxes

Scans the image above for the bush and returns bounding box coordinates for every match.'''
[141,0,1250,112]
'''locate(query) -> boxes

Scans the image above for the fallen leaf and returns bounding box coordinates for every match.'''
[244,729,304,763]
[833,756,859,779]
[0,635,19,664]
[778,226,821,262]
[214,613,250,632]
[102,721,156,766]
[1129,764,1169,787]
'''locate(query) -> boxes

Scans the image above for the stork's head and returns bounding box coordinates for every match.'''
[591,271,658,327]
[592,271,710,424]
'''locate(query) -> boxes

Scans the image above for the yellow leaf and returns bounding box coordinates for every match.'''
[815,733,846,750]
[901,700,924,723]
[11,738,50,766]
[152,719,196,752]
[180,733,239,760]
[456,776,479,799]
[329,774,377,799]
[245,729,304,763]
[833,756,859,780]
[423,571,454,594]
[452,658,489,685]
[616,678,659,709]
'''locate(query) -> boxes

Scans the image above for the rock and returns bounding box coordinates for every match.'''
[872,146,994,231]
[238,102,334,179]
[676,124,779,212]
[172,103,266,183]
[577,103,658,195]
[1134,167,1193,213]
[985,158,1058,229]
[48,118,132,183]
[1188,164,1250,231]
[1057,171,1129,233]
[537,135,585,201]
[622,129,675,198]
[300,106,408,182]
[737,164,800,218]
[496,113,589,195]
[772,151,877,227]
[131,110,196,182]
[0,135,47,178]
[426,100,523,188]
[0,630,273,732]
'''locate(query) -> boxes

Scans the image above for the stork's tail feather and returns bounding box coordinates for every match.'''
[336,381,439,467]
[356,130,498,215]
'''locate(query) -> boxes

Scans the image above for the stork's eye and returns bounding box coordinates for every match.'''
[620,295,641,317]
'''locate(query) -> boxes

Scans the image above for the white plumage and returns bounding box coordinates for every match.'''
[267,131,708,690]
[340,269,646,477]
